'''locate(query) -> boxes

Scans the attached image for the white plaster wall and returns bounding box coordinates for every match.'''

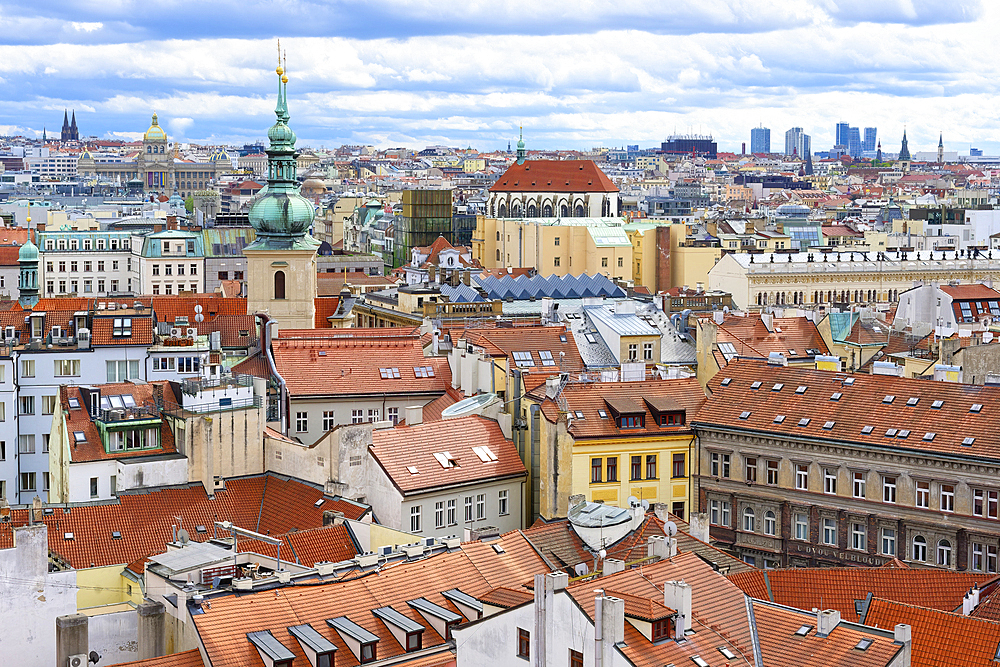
[67,460,118,502]
[707,253,750,309]
[88,609,139,665]
[398,478,525,539]
[0,525,77,667]
[289,396,439,447]
[117,457,189,492]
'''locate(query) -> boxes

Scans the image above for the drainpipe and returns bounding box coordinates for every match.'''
[259,313,288,435]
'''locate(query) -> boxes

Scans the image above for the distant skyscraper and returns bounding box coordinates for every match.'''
[847,127,862,157]
[750,126,770,154]
[784,127,810,158]
[863,127,877,152]
[835,122,850,148]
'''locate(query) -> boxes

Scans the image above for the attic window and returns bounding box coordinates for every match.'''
[932,400,944,409]
[719,647,737,660]
[721,378,732,386]
[64,532,74,540]
[963,437,976,446]
[773,415,786,424]
[472,446,498,463]
[559,334,567,343]
[379,368,400,379]
[856,638,874,651]
[750,381,762,390]
[844,378,855,385]
[512,351,535,367]
[574,411,584,419]
[823,421,835,429]
[795,625,812,637]
[797,418,810,427]
[239,330,250,337]
[897,430,910,439]
[491,543,505,554]
[414,366,435,378]
[882,395,895,404]
[598,409,608,419]
[795,386,807,394]
[73,431,87,443]
[68,397,80,409]
[585,333,597,344]
[195,525,207,534]
[861,426,874,435]
[739,411,751,420]
[787,349,797,356]
[885,429,898,437]
[432,452,458,468]
[407,466,419,474]
[971,404,983,413]
[830,392,842,401]
[112,531,122,539]
[923,432,936,441]
[772,383,784,392]
[538,351,556,366]
[692,657,710,667]
[907,397,919,406]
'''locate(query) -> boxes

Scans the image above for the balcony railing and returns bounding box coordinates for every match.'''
[97,405,160,423]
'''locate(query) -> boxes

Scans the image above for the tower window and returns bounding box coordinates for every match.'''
[274,270,286,300]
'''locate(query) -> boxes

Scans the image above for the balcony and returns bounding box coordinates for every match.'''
[97,405,160,424]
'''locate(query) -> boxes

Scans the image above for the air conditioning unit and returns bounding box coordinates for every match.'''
[186,327,197,338]
[377,545,394,556]
[170,327,182,338]
[69,654,87,667]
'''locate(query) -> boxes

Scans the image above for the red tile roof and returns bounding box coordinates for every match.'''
[460,325,585,374]
[370,416,526,494]
[941,284,1000,301]
[489,160,618,193]
[91,314,155,346]
[0,474,357,569]
[696,359,1000,459]
[864,598,1000,666]
[713,314,830,360]
[235,524,360,566]
[193,314,256,348]
[107,649,204,667]
[312,296,341,326]
[419,387,464,422]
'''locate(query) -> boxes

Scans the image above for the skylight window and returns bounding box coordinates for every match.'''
[795,386,807,394]
[379,367,401,379]
[68,397,80,409]
[823,421,835,429]
[897,430,910,439]
[718,342,738,361]
[112,531,122,539]
[512,351,535,367]
[797,418,810,427]
[750,381,762,390]
[844,378,855,385]
[885,429,898,437]
[739,411,751,420]
[882,395,895,404]
[598,409,607,419]
[559,335,567,343]
[721,378,732,386]
[971,404,983,413]
[830,392,842,401]
[772,383,784,392]
[932,400,944,409]
[787,349,797,356]
[923,432,936,441]
[774,415,786,424]
[856,638,874,651]
[432,452,457,468]
[414,366,435,378]
[907,397,919,406]
[585,333,597,344]
[963,437,976,446]
[574,411,584,419]
[795,625,812,637]
[692,657,710,667]
[73,431,86,443]
[861,426,874,435]
[538,350,556,366]
[719,647,737,660]
[407,466,419,474]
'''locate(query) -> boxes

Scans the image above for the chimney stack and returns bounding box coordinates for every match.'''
[137,601,166,659]
[816,609,841,637]
[404,405,423,426]
[687,513,710,543]
[663,581,692,639]
[56,614,89,667]
[32,495,43,523]
[594,595,625,667]
[602,558,625,576]
[534,572,568,667]
[894,624,912,667]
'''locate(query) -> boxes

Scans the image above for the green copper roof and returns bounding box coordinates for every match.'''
[18,239,38,262]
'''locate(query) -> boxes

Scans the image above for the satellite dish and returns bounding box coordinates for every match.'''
[194,305,203,314]
[89,650,101,665]
[665,521,678,537]
[627,495,640,508]
[177,528,191,544]
[641,499,650,511]
[194,313,204,322]
[574,562,589,577]
[598,549,607,560]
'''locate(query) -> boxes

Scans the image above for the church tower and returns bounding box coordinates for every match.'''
[898,128,911,161]
[18,219,39,309]
[516,127,526,165]
[244,44,319,330]
[937,133,944,163]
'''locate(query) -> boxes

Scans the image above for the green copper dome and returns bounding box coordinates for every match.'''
[18,239,38,262]
[245,57,318,251]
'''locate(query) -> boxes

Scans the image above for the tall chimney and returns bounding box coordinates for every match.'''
[404,405,423,426]
[594,595,624,667]
[663,580,692,639]
[894,624,912,667]
[687,513,710,543]
[137,601,166,659]
[56,614,89,667]
[534,572,568,667]
[816,609,841,637]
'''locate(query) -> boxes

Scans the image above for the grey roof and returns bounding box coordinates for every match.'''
[147,541,233,574]
[247,630,295,661]
[568,501,632,528]
[373,606,425,633]
[474,273,626,300]
[584,304,661,336]
[407,597,463,623]
[327,616,380,644]
[441,588,483,613]
[562,308,618,368]
[288,624,338,654]
[437,282,488,303]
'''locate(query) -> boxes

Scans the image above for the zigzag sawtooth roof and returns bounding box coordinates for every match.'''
[472,272,625,300]
[694,359,1000,459]
[488,159,618,193]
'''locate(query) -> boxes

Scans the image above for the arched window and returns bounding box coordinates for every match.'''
[511,203,521,217]
[937,539,952,566]
[273,270,286,300]
[912,535,927,561]
[496,249,501,261]
[527,204,537,218]
[757,293,763,306]
[147,146,151,153]
[497,202,506,218]
[542,204,552,217]
[742,507,755,532]
[764,511,776,536]
[560,204,568,217]
[496,231,500,241]
[575,204,585,217]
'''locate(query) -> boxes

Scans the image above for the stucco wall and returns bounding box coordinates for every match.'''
[88,608,138,665]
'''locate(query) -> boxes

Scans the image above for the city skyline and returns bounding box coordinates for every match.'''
[0,0,996,153]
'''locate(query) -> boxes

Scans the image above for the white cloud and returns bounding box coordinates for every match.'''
[71,21,104,32]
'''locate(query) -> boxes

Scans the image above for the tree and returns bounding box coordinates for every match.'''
[184,196,194,213]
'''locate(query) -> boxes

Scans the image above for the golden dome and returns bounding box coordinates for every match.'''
[144,112,167,142]
[276,65,284,76]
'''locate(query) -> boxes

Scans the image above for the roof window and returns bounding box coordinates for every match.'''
[856,638,874,651]
[773,415,786,424]
[432,452,458,468]
[844,378,855,385]
[882,395,895,404]
[739,411,751,420]
[795,386,807,394]
[719,647,737,660]
[692,657,710,667]
[414,366,435,378]
[787,349,797,356]
[512,351,535,367]
[932,400,944,409]
[772,383,784,392]
[471,446,498,463]
[750,381,762,390]
[538,351,556,366]
[923,432,936,441]
[907,397,919,406]
[111,531,122,539]
[64,532,74,540]
[585,333,597,344]
[379,367,400,379]
[963,437,976,446]
[598,409,608,419]
[830,392,842,401]
[559,334,567,343]
[574,411,584,419]
[861,426,874,435]
[897,430,910,439]
[68,397,80,409]
[823,421,835,429]
[721,377,732,386]
[73,431,86,443]
[971,404,983,413]
[884,429,898,437]
[407,466,419,475]
[797,418,810,427]
[795,625,813,637]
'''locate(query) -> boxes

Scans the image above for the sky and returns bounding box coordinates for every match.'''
[0,0,997,154]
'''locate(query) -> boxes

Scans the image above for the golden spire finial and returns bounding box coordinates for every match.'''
[282,50,288,84]
[276,39,284,76]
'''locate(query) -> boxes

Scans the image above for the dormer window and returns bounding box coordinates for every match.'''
[373,606,424,653]
[247,630,295,667]
[620,415,644,429]
[327,616,379,665]
[660,412,684,427]
[288,624,337,667]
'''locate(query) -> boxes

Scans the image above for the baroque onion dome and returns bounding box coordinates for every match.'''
[245,49,317,251]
